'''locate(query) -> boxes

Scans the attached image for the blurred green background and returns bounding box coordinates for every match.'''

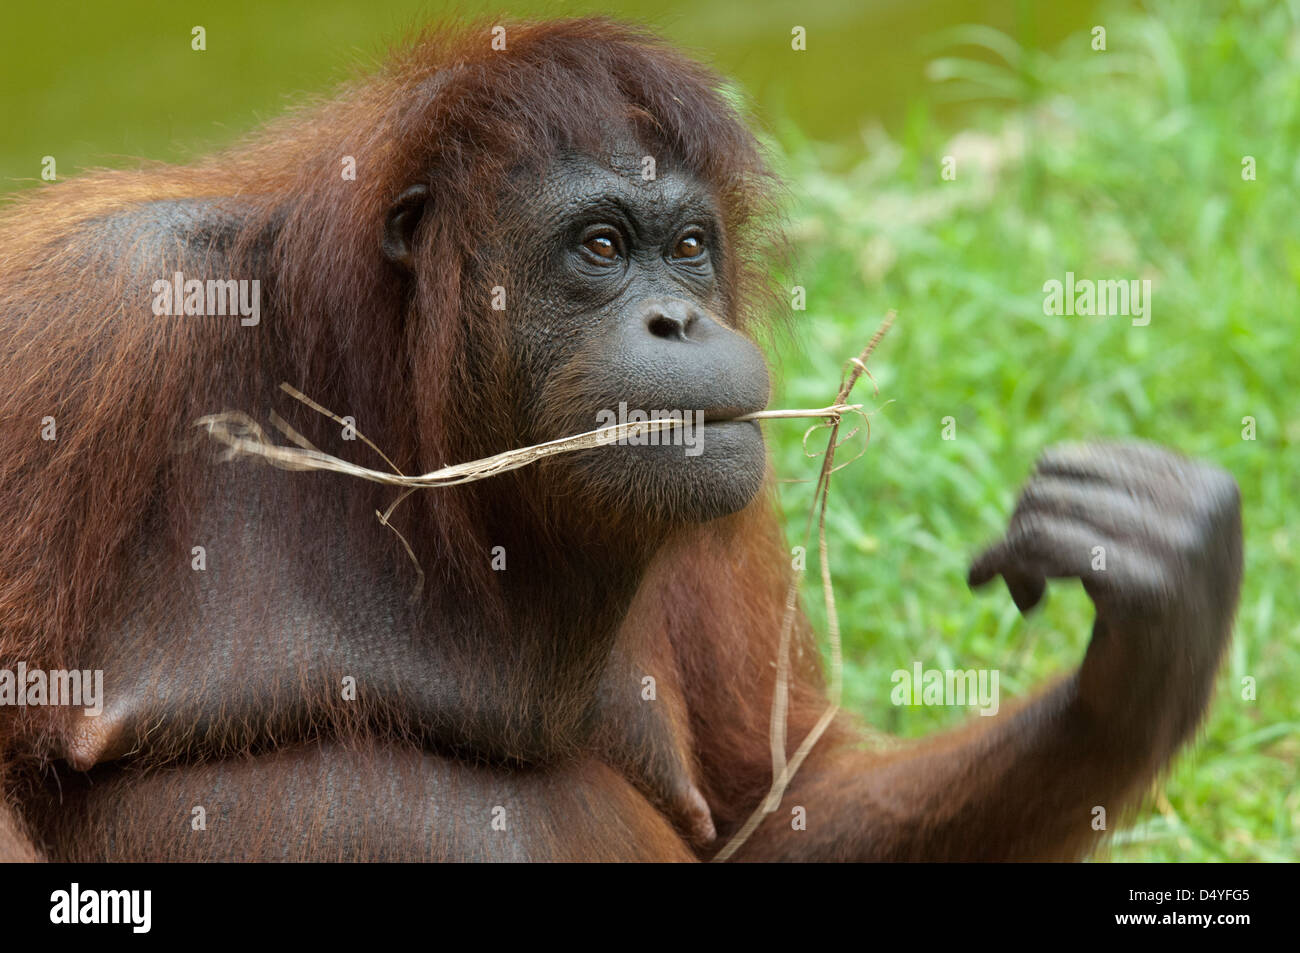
[3,0,1295,861]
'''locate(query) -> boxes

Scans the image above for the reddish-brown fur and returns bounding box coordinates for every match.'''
[0,19,1222,862]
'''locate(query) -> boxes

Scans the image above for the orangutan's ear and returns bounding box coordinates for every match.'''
[382,184,431,271]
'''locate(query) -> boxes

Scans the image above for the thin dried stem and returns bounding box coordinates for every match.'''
[198,403,868,490]
[712,310,894,861]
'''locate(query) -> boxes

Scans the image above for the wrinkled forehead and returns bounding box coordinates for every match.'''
[504,130,719,227]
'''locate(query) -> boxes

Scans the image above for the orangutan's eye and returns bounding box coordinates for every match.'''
[582,231,620,261]
[671,232,705,260]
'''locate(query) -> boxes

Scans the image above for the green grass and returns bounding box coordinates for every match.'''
[765,0,1299,861]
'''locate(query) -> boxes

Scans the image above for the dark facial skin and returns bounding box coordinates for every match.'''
[496,149,771,524]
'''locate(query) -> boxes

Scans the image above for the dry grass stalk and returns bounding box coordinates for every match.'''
[199,395,866,489]
[713,309,894,860]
